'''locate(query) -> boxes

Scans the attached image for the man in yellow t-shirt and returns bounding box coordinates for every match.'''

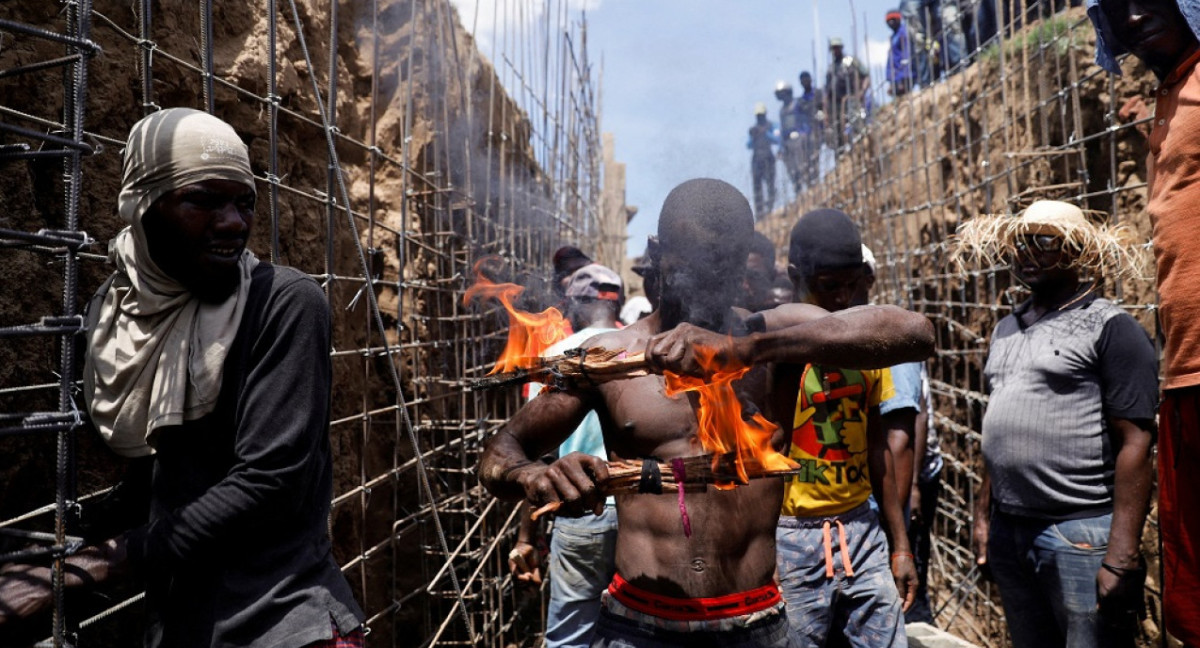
[782,365,893,516]
[777,209,915,648]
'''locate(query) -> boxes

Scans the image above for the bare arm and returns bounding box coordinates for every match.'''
[646,304,934,376]
[884,407,918,507]
[972,464,991,566]
[909,408,929,520]
[478,389,610,516]
[1096,417,1153,612]
[508,502,543,585]
[0,537,127,625]
[867,406,916,611]
[1105,418,1153,566]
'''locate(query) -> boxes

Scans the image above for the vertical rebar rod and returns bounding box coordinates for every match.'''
[199,0,214,112]
[267,0,281,263]
[138,0,154,114]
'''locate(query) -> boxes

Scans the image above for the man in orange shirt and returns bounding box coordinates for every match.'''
[1088,0,1200,643]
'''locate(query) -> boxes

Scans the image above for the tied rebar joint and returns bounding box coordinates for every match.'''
[25,408,83,430]
[0,18,102,55]
[37,228,92,248]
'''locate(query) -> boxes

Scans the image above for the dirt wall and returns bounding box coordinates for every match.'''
[0,0,551,645]
[761,9,1170,647]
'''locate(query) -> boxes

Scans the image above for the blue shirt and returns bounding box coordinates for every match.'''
[880,361,943,482]
[527,326,617,506]
[747,120,781,157]
[888,22,913,84]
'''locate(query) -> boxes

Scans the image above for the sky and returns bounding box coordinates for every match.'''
[450,0,902,259]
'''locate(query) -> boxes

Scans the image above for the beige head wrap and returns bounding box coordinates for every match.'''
[84,108,259,457]
[950,200,1146,280]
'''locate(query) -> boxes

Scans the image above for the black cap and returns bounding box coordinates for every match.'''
[552,246,592,280]
[789,209,863,275]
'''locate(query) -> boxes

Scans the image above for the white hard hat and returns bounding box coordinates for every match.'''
[775,80,793,94]
[754,102,767,115]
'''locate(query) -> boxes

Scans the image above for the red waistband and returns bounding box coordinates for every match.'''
[607,573,782,622]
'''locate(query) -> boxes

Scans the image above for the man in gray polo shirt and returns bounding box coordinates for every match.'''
[955,200,1156,648]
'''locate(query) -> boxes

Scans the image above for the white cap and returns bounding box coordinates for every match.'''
[861,244,876,274]
[620,296,653,326]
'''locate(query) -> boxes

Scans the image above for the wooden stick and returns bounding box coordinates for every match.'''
[468,347,650,391]
[527,452,800,520]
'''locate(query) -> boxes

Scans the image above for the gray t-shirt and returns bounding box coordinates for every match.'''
[982,294,1157,520]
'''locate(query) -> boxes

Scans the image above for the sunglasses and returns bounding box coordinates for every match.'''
[1013,234,1063,254]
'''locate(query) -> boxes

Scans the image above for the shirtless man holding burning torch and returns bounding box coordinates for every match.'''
[479,178,933,646]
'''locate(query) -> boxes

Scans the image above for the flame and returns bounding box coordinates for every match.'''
[664,344,798,488]
[463,259,571,374]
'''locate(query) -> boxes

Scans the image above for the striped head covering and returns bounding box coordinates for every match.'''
[84,108,259,457]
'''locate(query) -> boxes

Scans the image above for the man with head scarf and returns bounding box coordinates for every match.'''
[480,178,933,646]
[955,200,1157,648]
[0,108,365,647]
[1087,2,1200,641]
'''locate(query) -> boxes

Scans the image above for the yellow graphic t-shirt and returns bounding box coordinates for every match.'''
[780,364,894,517]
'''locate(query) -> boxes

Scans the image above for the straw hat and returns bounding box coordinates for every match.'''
[950,200,1145,280]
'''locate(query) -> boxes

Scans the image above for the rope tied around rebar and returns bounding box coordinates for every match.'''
[563,346,595,388]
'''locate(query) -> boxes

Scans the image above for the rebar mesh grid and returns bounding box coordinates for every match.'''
[0,0,609,646]
[762,5,1163,647]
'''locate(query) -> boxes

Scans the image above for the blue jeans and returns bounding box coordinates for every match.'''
[987,511,1136,648]
[547,507,619,648]
[776,503,906,648]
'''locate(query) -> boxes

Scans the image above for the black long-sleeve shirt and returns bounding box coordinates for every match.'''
[122,263,363,648]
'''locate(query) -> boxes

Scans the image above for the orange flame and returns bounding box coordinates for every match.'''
[664,344,798,488]
[463,259,571,374]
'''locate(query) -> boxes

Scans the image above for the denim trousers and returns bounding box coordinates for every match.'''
[546,507,618,648]
[987,510,1135,648]
[776,504,906,648]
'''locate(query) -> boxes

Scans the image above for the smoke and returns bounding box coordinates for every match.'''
[449,0,605,52]
[657,257,746,333]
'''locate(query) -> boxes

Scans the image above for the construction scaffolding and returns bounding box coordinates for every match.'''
[762,6,1163,647]
[0,0,609,646]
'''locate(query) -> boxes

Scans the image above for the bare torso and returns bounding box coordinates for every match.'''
[584,319,783,598]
